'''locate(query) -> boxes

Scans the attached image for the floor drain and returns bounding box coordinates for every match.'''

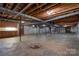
[29,43,41,49]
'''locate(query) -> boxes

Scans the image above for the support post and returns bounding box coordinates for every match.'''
[19,19,22,42]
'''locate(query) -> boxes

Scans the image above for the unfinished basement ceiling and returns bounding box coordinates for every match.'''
[0,3,79,25]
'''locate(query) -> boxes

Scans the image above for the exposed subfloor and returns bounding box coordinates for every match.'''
[0,34,79,56]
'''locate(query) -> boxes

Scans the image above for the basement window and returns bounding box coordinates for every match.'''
[0,27,18,31]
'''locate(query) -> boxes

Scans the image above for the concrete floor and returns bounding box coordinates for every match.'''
[0,34,79,56]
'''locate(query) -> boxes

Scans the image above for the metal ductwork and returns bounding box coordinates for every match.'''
[21,11,79,25]
[45,11,79,22]
[0,7,43,21]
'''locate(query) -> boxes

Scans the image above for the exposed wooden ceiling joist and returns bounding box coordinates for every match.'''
[0,3,79,26]
[5,3,14,10]
[0,3,3,7]
[13,4,20,11]
[45,11,79,22]
[47,8,79,19]
[13,3,33,18]
[33,4,79,20]
[2,4,14,18]
[54,16,79,23]
[27,3,47,14]
[0,7,43,21]
[30,3,58,16]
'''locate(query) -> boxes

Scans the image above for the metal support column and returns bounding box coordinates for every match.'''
[19,19,22,42]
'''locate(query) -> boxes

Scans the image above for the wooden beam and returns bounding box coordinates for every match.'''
[2,4,14,19]
[0,7,43,21]
[30,3,58,16]
[27,3,47,14]
[32,4,79,20]
[13,3,33,18]
[13,4,20,11]
[45,11,79,22]
[5,3,14,10]
[0,3,3,7]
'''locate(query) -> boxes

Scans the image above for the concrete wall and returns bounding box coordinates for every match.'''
[24,26,49,35]
[71,23,79,34]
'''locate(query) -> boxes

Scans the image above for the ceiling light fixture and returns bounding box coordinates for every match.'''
[32,25,35,28]
[47,10,55,15]
[42,24,46,27]
[21,21,25,23]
